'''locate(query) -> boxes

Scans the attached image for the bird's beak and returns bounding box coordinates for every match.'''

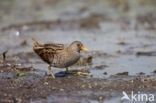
[81,45,88,52]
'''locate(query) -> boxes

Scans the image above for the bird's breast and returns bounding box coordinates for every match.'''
[52,51,80,68]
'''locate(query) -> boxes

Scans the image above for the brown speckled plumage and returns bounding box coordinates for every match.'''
[33,39,88,78]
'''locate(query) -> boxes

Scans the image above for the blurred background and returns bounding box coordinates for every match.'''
[0,0,156,28]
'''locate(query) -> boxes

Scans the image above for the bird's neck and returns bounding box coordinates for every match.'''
[67,46,80,53]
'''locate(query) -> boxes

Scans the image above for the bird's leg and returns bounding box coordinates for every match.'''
[65,68,69,73]
[48,65,55,79]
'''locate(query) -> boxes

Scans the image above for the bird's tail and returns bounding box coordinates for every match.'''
[32,37,42,47]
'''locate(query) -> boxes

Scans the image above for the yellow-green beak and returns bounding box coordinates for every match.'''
[81,45,88,52]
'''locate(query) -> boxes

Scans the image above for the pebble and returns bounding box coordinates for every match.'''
[59,88,64,91]
[44,82,48,85]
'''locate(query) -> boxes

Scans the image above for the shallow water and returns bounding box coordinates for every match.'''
[1,29,156,78]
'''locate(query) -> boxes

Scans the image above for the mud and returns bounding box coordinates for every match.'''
[0,74,155,103]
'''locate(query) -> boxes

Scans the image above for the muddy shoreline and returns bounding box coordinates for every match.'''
[0,73,155,103]
[0,54,155,103]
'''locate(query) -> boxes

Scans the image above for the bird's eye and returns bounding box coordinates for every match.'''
[77,43,81,47]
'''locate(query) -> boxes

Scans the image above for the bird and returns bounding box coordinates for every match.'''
[32,38,88,79]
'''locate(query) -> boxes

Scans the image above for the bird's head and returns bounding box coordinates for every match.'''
[69,41,88,53]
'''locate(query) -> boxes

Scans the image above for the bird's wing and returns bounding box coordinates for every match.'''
[32,39,65,63]
[33,39,64,54]
[43,43,64,51]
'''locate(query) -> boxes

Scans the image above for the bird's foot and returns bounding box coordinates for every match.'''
[46,73,56,79]
[49,76,55,79]
[74,71,90,76]
[65,70,72,74]
[65,70,90,77]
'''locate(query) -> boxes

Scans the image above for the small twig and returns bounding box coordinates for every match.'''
[2,50,8,62]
